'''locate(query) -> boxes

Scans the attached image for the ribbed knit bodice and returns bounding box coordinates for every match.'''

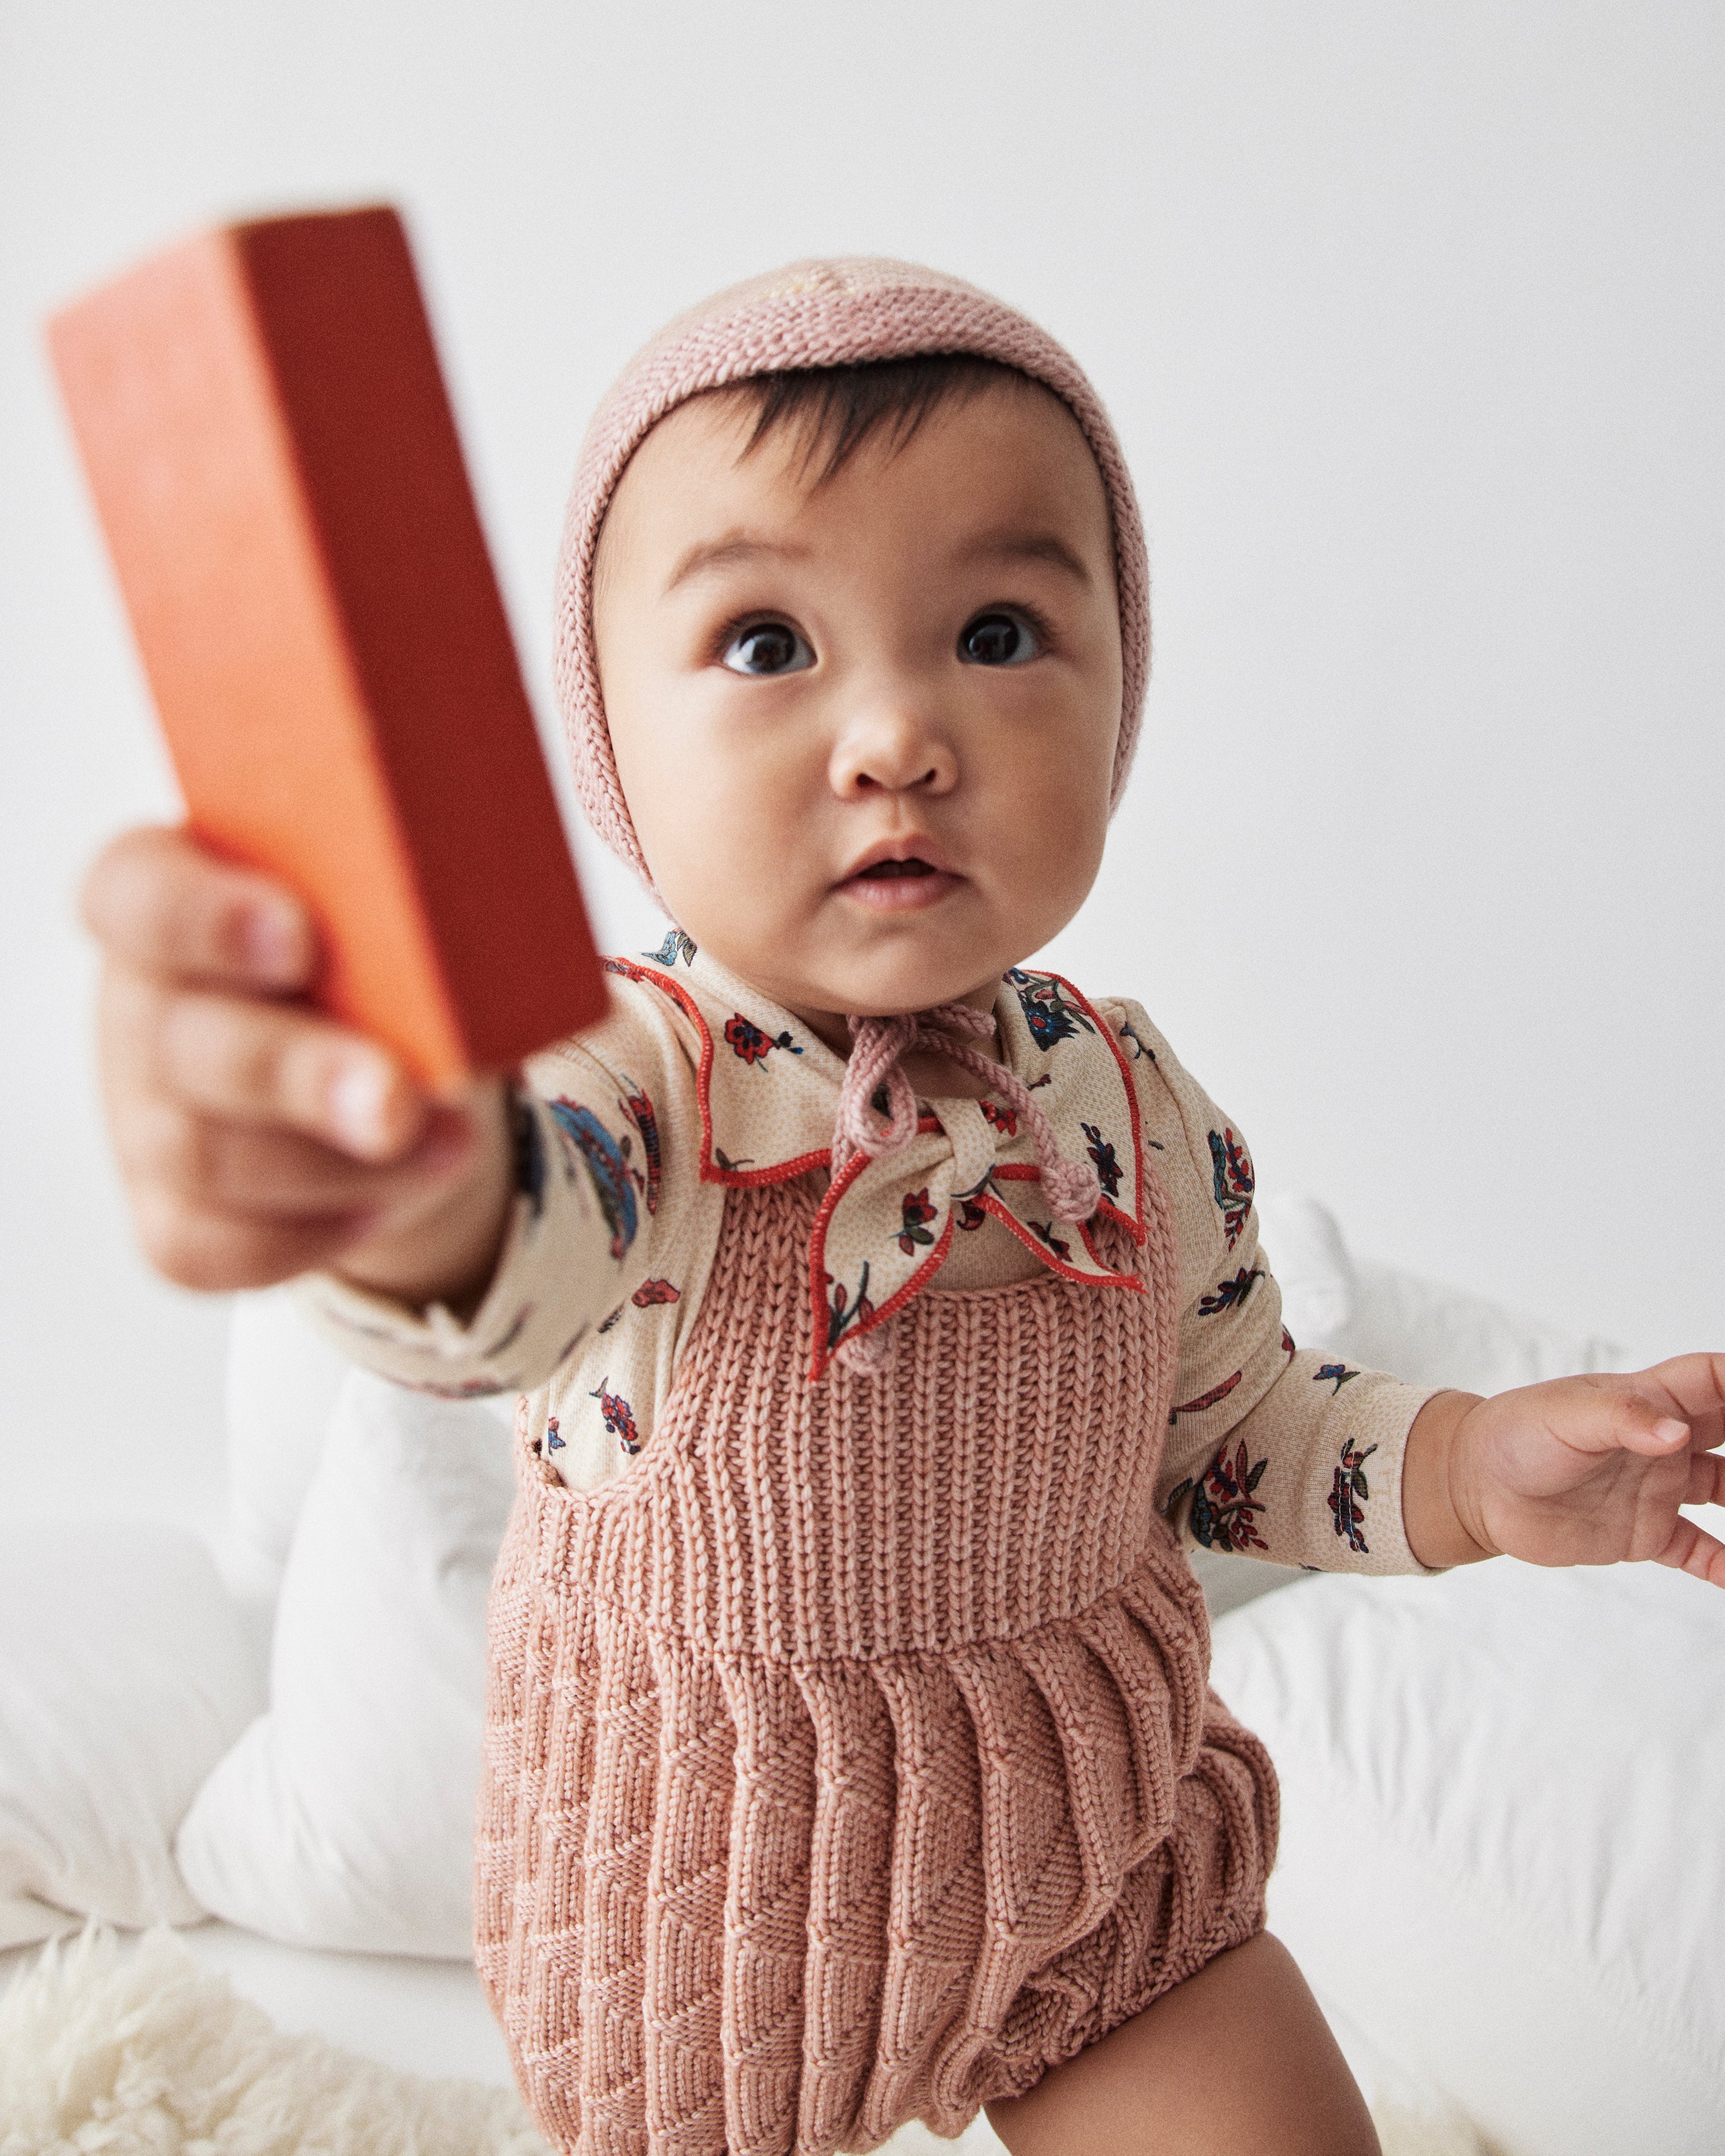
[570,1182,1177,1664]
[477,1173,1276,2155]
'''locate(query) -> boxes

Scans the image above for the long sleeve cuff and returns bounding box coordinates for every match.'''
[293,1090,623,1400]
[1163,1350,1444,1577]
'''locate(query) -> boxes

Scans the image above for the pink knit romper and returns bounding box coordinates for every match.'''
[475,1163,1279,2153]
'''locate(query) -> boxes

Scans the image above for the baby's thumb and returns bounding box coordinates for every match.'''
[1591,1386,1690,1458]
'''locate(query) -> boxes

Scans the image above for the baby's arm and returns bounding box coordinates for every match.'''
[84,821,684,1407]
[1110,1002,1439,1575]
[1157,1195,1442,1577]
[1121,1001,1725,1586]
[1158,1129,1725,1583]
[296,998,685,1402]
[83,827,515,1311]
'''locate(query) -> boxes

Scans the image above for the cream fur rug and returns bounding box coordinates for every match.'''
[0,1925,1488,2156]
[0,1927,546,2156]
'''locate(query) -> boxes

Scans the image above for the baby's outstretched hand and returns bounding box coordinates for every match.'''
[81,825,513,1309]
[1441,1359,1725,1588]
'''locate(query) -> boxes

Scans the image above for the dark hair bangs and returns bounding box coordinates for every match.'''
[726,354,1025,484]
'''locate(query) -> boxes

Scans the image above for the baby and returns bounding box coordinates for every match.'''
[83,259,1724,2156]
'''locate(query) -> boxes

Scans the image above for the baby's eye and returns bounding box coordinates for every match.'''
[721,620,814,676]
[958,610,1041,667]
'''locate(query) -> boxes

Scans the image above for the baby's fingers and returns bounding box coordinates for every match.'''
[1567,1355,1725,1464]
[1541,1380,1697,1460]
[1626,1353,1725,1430]
[126,1183,391,1294]
[82,825,313,992]
[1686,1447,1725,1509]
[1653,1511,1725,1591]
[119,1095,470,1220]
[105,970,423,1162]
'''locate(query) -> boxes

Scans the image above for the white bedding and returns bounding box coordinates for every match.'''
[0,1519,264,1946]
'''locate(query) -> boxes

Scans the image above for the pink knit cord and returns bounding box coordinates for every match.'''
[911,1020,1103,1226]
[834,1004,1102,1220]
[831,1003,1104,1377]
[830,1015,922,1177]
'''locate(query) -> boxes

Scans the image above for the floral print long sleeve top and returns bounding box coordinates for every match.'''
[298,938,1441,1576]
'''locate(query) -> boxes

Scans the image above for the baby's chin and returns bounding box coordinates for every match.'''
[727,941,1016,1024]
[676,888,1050,1021]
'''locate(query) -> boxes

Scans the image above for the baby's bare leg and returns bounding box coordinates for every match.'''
[983,1932,1380,2156]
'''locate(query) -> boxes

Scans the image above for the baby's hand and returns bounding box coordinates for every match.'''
[81,826,514,1310]
[1441,1360,1725,1588]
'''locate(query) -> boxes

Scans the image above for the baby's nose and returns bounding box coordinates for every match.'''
[829,700,958,798]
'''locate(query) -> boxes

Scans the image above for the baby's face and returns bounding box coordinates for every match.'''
[593,375,1123,1030]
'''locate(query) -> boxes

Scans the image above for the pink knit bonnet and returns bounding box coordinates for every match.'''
[553,256,1150,893]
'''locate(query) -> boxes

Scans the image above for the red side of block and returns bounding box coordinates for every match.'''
[49,205,606,1083]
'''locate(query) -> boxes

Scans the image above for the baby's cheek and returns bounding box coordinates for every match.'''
[639,739,822,943]
[994,734,1111,866]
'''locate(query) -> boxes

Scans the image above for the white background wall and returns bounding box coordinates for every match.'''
[1,1,1720,1524]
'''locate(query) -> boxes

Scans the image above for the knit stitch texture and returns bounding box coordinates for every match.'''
[475,1171,1277,2154]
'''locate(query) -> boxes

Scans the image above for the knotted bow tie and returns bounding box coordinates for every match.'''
[610,941,1148,1384]
[829,1002,1106,1373]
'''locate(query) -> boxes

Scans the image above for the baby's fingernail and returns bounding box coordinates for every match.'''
[330,1061,394,1153]
[1654,1417,1690,1446]
[240,902,304,985]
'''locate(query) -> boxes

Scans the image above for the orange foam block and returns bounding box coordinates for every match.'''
[49,205,607,1083]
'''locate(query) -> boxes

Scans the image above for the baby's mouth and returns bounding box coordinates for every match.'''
[838,854,961,912]
[856,858,936,881]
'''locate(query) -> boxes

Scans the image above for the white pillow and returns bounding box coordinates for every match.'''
[1211,1558,1725,2154]
[221,1289,357,1605]
[0,1520,264,1945]
[176,1371,515,1958]
[1257,1190,1624,1394]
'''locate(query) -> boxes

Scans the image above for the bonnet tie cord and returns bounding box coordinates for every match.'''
[829,1003,1103,1375]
